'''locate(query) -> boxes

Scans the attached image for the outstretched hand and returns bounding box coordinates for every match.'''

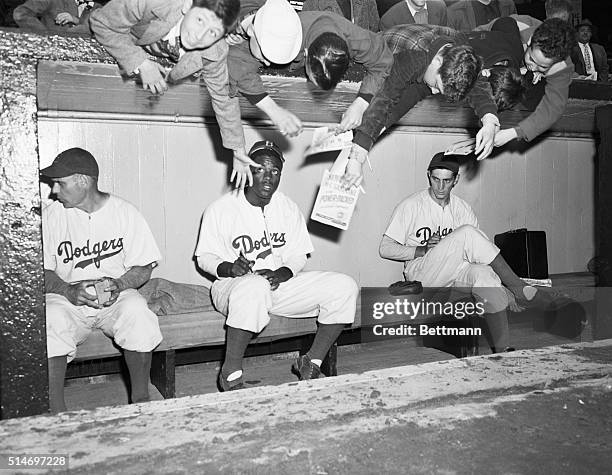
[341,144,367,189]
[231,149,262,189]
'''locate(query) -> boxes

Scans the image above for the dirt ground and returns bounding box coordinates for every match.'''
[5,344,611,475]
[59,371,612,474]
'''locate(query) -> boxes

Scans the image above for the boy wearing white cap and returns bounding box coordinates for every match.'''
[227,0,393,136]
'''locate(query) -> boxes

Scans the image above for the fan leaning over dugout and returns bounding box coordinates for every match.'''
[195,141,358,391]
[341,35,481,189]
[225,0,393,137]
[342,18,576,189]
[90,0,260,189]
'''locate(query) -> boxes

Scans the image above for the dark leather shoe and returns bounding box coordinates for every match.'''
[388,280,423,295]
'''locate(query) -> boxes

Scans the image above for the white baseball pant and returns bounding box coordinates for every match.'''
[404,225,509,313]
[46,289,163,362]
[211,271,358,333]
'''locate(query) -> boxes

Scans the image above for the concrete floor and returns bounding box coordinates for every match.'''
[2,340,611,474]
[63,309,586,411]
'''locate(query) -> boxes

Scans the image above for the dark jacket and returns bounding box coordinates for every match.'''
[353,37,452,151]
[379,0,447,31]
[13,0,100,35]
[448,0,516,31]
[571,42,609,82]
[303,0,381,32]
[228,11,393,105]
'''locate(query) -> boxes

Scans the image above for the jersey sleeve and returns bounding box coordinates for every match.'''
[122,204,162,269]
[384,200,410,244]
[195,202,230,261]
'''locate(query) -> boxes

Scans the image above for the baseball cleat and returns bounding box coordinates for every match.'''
[217,372,245,392]
[292,354,325,380]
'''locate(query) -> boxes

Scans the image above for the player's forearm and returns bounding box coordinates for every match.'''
[44,269,71,296]
[196,252,224,278]
[115,264,153,291]
[379,236,417,261]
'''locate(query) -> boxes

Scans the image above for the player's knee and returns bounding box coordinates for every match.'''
[45,298,72,335]
[114,291,149,316]
[335,273,359,299]
[453,224,478,238]
[230,274,270,302]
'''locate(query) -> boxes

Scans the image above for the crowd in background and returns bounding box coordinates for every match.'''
[2,0,611,72]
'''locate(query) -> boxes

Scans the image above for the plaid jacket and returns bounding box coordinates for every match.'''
[382,24,498,121]
[382,24,465,55]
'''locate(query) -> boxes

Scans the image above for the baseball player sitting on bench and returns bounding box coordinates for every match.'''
[195,140,358,391]
[41,148,163,412]
[379,152,553,353]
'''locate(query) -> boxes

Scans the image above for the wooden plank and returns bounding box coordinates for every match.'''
[37,60,603,137]
[551,140,570,273]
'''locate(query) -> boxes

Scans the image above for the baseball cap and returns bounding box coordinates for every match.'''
[41,148,99,178]
[427,152,460,174]
[248,140,285,167]
[252,0,303,64]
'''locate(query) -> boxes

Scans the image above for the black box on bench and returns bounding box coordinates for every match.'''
[494,229,549,279]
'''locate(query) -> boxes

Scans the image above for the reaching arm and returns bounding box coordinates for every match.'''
[194,46,246,152]
[352,51,430,152]
[514,63,572,142]
[89,0,149,74]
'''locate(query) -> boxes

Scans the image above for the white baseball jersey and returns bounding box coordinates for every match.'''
[43,195,162,283]
[385,189,478,248]
[195,191,314,276]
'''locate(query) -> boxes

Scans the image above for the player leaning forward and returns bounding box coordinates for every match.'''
[42,148,162,412]
[196,141,358,390]
[380,153,553,352]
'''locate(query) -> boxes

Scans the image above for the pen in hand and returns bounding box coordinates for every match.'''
[239,246,254,274]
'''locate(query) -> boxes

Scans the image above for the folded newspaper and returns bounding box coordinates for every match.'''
[521,277,553,287]
[306,126,354,156]
[308,127,359,230]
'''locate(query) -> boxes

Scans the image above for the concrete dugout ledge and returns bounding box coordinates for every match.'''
[1,339,611,472]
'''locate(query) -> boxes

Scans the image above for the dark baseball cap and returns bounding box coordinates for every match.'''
[248,140,285,168]
[41,148,99,178]
[428,152,460,174]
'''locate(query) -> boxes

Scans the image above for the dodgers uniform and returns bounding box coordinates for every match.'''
[43,195,163,361]
[385,189,508,313]
[195,191,358,333]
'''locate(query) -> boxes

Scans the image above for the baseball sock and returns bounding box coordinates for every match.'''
[484,310,510,352]
[124,350,152,403]
[307,323,345,364]
[222,327,253,379]
[489,253,545,303]
[48,356,68,413]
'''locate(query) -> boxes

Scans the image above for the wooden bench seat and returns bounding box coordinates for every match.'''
[70,272,595,399]
[73,310,332,399]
